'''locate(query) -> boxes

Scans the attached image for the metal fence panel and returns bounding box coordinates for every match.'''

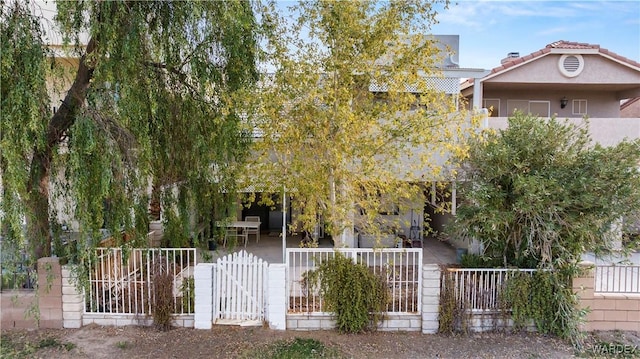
[595,265,640,294]
[85,248,196,315]
[444,268,537,312]
[286,248,422,314]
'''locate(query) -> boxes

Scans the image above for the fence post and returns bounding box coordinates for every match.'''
[573,261,597,331]
[194,263,214,329]
[61,266,83,328]
[37,257,63,328]
[267,263,287,330]
[422,264,441,334]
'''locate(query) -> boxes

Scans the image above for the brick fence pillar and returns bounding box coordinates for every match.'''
[194,263,214,329]
[267,263,286,330]
[422,264,441,334]
[61,266,84,328]
[573,261,595,331]
[37,257,63,328]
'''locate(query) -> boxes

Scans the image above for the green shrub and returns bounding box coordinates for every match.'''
[304,252,389,333]
[180,277,195,313]
[243,337,342,359]
[502,270,586,348]
[460,253,501,268]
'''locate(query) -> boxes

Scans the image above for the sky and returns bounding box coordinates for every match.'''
[430,0,640,70]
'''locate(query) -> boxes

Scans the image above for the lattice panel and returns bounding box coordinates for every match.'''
[369,77,460,94]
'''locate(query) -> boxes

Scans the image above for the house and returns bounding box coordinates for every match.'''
[461,40,640,147]
[455,40,640,253]
[37,33,487,253]
[241,35,489,249]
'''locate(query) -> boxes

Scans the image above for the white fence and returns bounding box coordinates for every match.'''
[86,248,196,315]
[595,265,640,294]
[286,248,422,314]
[214,250,268,324]
[444,268,537,312]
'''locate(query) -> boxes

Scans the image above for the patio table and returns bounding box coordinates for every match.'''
[216,221,261,231]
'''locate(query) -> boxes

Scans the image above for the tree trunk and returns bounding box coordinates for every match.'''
[26,38,96,259]
[27,151,53,259]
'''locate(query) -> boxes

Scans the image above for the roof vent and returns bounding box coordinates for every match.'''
[558,54,584,77]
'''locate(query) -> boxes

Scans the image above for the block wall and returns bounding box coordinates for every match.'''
[1,257,66,330]
[574,261,640,332]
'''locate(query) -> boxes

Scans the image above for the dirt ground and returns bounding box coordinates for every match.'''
[4,324,639,359]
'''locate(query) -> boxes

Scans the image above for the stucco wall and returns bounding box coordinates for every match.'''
[483,90,620,118]
[488,117,640,147]
[489,54,640,86]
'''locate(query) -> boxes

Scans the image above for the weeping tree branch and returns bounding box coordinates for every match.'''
[46,38,97,150]
[142,61,199,94]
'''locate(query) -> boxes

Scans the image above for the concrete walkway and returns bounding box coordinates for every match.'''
[420,236,458,264]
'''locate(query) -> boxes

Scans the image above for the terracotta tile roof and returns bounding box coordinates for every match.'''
[546,40,598,50]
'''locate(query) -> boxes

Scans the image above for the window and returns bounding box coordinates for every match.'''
[507,100,529,115]
[572,99,587,115]
[483,99,500,117]
[507,100,550,117]
[529,101,550,117]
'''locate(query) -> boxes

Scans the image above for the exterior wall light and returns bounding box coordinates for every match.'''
[560,97,568,109]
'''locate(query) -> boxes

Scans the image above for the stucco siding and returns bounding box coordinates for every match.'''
[484,89,620,118]
[487,54,640,85]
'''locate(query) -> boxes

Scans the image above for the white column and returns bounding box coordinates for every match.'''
[421,264,441,334]
[472,78,483,110]
[267,264,287,330]
[61,266,83,329]
[194,263,214,329]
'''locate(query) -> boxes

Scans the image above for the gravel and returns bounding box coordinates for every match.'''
[1,324,587,359]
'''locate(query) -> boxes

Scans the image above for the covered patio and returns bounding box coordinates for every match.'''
[199,231,458,264]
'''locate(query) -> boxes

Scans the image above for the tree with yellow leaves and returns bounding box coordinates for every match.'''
[247,0,479,246]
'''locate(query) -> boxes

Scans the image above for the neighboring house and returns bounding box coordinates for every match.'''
[457,40,640,253]
[461,40,640,147]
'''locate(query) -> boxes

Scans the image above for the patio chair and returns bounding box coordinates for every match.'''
[224,228,249,248]
[244,216,261,243]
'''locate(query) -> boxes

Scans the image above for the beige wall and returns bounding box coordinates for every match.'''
[0,291,38,329]
[489,55,640,86]
[488,117,640,147]
[483,90,620,118]
[574,263,640,332]
[473,54,640,118]
[1,257,63,329]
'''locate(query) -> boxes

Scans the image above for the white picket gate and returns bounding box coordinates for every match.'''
[213,250,268,325]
